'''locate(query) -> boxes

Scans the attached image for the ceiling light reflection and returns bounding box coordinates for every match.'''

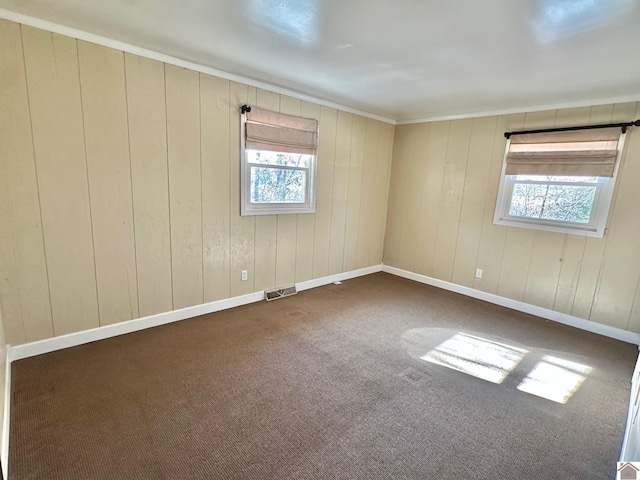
[532,0,634,42]
[421,333,528,384]
[250,0,318,45]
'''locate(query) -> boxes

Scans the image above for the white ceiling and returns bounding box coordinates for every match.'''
[1,0,640,123]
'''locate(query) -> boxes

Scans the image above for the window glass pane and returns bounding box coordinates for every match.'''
[247,149,311,168]
[509,183,597,224]
[250,167,306,204]
[513,175,600,183]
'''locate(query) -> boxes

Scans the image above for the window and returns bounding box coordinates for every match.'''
[241,106,318,215]
[494,127,626,237]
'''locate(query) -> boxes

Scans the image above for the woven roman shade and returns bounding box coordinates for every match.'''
[506,127,622,177]
[245,107,318,155]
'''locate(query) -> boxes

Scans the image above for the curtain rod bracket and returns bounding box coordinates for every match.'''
[241,105,251,114]
[505,119,640,139]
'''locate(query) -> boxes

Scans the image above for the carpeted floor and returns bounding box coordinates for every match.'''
[9,273,637,479]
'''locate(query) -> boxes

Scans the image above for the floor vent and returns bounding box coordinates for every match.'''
[265,286,297,301]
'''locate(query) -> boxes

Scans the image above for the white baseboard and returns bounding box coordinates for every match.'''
[8,291,260,362]
[382,264,640,345]
[2,263,636,474]
[0,265,382,477]
[8,265,383,362]
[296,265,382,292]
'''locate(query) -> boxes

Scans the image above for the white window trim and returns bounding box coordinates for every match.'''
[493,134,626,238]
[240,113,318,216]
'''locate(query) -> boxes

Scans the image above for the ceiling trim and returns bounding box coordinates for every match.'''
[397,94,640,125]
[0,8,397,125]
[2,8,639,127]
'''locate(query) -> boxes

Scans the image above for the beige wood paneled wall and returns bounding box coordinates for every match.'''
[384,102,640,333]
[0,19,394,346]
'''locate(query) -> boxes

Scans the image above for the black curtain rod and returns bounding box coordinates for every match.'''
[504,119,640,139]
[241,105,251,114]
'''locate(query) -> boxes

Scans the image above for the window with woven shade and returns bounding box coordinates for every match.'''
[240,105,318,216]
[494,127,627,237]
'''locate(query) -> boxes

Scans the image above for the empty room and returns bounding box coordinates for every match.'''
[1,1,640,479]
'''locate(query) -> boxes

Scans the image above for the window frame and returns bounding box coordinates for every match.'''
[240,113,318,216]
[493,135,626,238]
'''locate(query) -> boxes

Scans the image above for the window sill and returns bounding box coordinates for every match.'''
[241,205,316,216]
[493,217,605,238]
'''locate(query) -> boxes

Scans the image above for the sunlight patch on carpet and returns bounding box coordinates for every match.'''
[420,333,528,384]
[517,355,592,404]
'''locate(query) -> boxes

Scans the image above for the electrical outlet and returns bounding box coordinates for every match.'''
[475,268,483,279]
[241,270,248,281]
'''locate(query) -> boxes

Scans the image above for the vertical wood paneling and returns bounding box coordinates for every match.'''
[432,119,472,281]
[0,20,52,344]
[0,21,396,346]
[21,27,99,336]
[253,89,279,291]
[385,102,640,333]
[312,106,338,279]
[229,81,255,296]
[452,116,498,287]
[5,20,640,346]
[386,123,432,272]
[570,104,616,319]
[571,237,607,320]
[590,103,640,329]
[545,107,591,313]
[552,235,586,314]
[496,110,551,301]
[294,101,320,283]
[472,114,519,294]
[275,95,301,287]
[398,123,430,272]
[125,54,173,317]
[5,18,640,345]
[383,125,411,268]
[275,215,297,287]
[369,122,394,265]
[523,107,591,310]
[412,122,450,277]
[201,74,231,302]
[389,123,419,271]
[356,119,379,269]
[496,229,535,302]
[79,42,138,325]
[523,231,564,309]
[343,115,367,272]
[166,65,203,309]
[328,111,353,275]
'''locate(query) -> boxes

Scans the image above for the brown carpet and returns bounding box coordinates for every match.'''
[9,273,637,479]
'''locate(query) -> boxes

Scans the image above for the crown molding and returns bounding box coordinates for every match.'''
[396,95,640,125]
[0,8,397,125]
[2,8,638,129]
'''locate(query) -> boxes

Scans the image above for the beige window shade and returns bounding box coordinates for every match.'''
[506,127,622,177]
[245,107,318,155]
